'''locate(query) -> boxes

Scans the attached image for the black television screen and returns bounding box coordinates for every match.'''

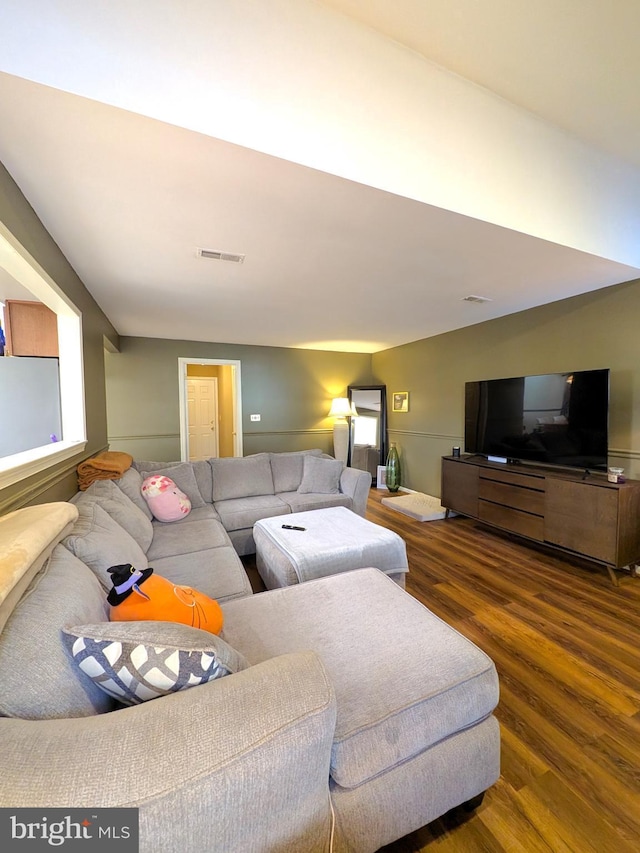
[464,369,609,470]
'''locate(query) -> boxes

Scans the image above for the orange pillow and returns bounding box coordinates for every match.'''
[106,564,223,635]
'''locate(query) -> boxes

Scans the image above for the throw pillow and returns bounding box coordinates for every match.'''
[141,475,192,522]
[62,621,249,705]
[140,463,206,508]
[269,449,324,493]
[107,564,224,634]
[297,455,344,494]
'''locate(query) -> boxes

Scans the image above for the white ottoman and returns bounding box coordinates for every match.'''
[253,506,409,589]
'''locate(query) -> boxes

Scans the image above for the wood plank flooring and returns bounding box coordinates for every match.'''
[366,489,640,853]
[245,489,640,851]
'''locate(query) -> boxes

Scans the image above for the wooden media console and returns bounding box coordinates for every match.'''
[441,455,640,583]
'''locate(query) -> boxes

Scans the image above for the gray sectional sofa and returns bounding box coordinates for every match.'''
[131,447,370,553]
[0,450,500,852]
[96,449,372,602]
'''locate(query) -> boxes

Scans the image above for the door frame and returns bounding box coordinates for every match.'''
[178,357,243,461]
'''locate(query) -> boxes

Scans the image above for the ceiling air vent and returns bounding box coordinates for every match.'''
[462,294,492,303]
[198,248,245,263]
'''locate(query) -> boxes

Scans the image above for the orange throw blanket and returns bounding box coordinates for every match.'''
[77,451,134,490]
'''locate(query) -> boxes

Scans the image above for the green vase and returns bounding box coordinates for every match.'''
[386,443,401,492]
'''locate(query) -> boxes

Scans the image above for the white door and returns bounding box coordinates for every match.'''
[187,377,219,460]
[179,358,243,462]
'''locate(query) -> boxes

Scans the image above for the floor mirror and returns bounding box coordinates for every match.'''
[347,384,387,484]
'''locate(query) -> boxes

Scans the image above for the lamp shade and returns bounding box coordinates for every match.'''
[328,397,353,419]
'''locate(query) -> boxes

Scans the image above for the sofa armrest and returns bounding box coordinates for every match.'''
[340,466,371,516]
[0,652,337,853]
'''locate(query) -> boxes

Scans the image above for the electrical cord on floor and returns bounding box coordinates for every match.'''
[328,793,336,852]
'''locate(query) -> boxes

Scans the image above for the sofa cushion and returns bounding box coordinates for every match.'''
[210,453,274,501]
[279,492,352,514]
[71,479,154,552]
[298,455,344,494]
[269,449,323,493]
[139,505,221,532]
[115,467,153,520]
[62,621,249,706]
[147,518,232,561]
[191,459,214,504]
[151,547,253,603]
[63,503,148,591]
[0,545,113,719]
[215,495,290,532]
[132,459,182,472]
[140,463,205,508]
[221,568,499,790]
[165,504,220,524]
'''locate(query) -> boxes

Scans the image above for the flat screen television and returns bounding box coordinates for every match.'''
[464,369,609,471]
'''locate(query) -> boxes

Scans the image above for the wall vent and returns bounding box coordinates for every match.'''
[198,248,245,263]
[462,294,492,303]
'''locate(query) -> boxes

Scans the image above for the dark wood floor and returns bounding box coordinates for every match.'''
[368,489,640,853]
[245,489,640,851]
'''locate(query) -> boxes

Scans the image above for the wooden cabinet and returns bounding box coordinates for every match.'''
[441,457,478,517]
[441,455,640,570]
[544,478,640,567]
[4,300,58,357]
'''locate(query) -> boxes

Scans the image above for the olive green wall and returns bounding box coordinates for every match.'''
[0,163,119,512]
[373,278,640,497]
[105,336,373,461]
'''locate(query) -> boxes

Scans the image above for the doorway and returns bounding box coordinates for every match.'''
[178,358,243,461]
[187,376,219,460]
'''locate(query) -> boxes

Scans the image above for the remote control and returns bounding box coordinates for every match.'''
[281,524,306,531]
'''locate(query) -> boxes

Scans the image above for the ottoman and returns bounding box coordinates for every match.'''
[253,505,408,589]
[221,568,501,852]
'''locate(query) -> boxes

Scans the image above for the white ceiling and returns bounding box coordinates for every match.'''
[0,0,638,353]
[0,268,32,303]
[321,0,640,169]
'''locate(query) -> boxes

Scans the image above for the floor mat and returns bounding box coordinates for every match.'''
[381,491,447,522]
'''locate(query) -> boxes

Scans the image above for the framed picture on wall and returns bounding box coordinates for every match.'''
[392,391,409,413]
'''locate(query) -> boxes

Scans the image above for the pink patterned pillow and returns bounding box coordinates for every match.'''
[141,475,191,522]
